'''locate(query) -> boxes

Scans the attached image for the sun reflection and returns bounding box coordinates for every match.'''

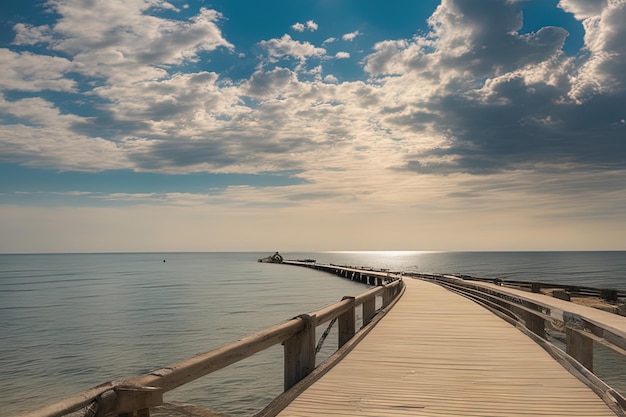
[324,251,439,255]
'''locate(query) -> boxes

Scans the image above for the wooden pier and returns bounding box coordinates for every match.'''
[268,276,624,416]
[15,261,626,417]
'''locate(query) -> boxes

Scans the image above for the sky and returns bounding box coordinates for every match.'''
[0,0,625,253]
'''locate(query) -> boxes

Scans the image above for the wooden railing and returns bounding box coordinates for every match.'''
[446,273,626,302]
[412,273,626,415]
[16,275,404,417]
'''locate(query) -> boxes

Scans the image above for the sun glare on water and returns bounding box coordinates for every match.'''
[324,251,439,256]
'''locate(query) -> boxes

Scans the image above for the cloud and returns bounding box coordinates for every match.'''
[11,1,233,84]
[362,40,410,76]
[426,0,567,78]
[292,23,306,32]
[1,0,626,222]
[352,0,626,179]
[244,67,296,97]
[342,30,361,41]
[12,23,57,46]
[569,0,626,100]
[258,34,326,63]
[0,95,128,171]
[0,49,75,92]
[292,20,318,32]
[558,0,608,20]
[306,20,319,31]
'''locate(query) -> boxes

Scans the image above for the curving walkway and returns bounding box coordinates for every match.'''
[277,277,617,416]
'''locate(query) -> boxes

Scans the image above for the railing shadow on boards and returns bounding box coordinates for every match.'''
[15,278,404,417]
[410,273,626,416]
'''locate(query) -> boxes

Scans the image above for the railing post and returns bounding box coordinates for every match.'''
[566,327,593,372]
[338,297,356,347]
[113,386,163,417]
[601,289,618,302]
[523,310,545,338]
[383,285,393,307]
[362,295,376,326]
[284,314,316,391]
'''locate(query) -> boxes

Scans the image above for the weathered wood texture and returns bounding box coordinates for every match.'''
[284,314,316,390]
[277,278,618,416]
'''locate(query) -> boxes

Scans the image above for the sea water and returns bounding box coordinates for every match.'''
[1,251,625,416]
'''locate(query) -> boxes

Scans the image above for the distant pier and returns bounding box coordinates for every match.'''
[282,260,399,286]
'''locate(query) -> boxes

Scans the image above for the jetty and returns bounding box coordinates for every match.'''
[15,260,626,417]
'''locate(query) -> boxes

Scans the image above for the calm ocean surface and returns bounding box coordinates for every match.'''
[1,251,625,416]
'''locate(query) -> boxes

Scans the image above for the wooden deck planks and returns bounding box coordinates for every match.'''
[277,278,617,416]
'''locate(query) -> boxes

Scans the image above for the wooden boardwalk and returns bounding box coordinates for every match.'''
[276,277,618,416]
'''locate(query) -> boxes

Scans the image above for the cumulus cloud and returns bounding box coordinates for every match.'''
[1,0,626,207]
[12,23,57,46]
[342,30,361,41]
[292,23,306,32]
[356,0,626,178]
[0,1,238,172]
[12,1,233,83]
[244,67,296,98]
[306,20,319,31]
[0,94,128,171]
[558,0,608,20]
[0,49,75,92]
[258,34,326,63]
[84,71,235,134]
[362,40,410,76]
[569,0,626,100]
[292,20,318,32]
[429,0,567,78]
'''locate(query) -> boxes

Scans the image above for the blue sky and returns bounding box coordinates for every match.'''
[1,0,625,252]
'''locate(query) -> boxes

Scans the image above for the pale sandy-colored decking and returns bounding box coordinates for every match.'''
[277,277,618,416]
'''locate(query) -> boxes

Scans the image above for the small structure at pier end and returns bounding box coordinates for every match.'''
[258,252,284,263]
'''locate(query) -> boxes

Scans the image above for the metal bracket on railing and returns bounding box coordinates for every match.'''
[316,317,337,353]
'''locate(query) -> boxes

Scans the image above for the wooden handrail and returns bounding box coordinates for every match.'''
[313,298,353,325]
[442,273,626,300]
[16,273,404,417]
[129,319,306,391]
